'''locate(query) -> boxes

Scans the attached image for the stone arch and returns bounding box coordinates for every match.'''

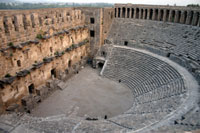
[166,9,170,22]
[28,84,35,94]
[149,9,153,20]
[122,7,126,18]
[189,11,194,25]
[183,11,188,24]
[118,8,121,18]
[127,8,130,18]
[160,9,164,21]
[171,10,176,22]
[136,8,139,19]
[68,60,72,68]
[177,10,181,23]
[17,60,21,67]
[131,8,135,18]
[140,9,144,19]
[144,9,148,19]
[155,9,159,20]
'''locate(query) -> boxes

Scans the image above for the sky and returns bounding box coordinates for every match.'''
[17,0,200,6]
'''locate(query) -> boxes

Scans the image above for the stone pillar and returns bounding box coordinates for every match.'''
[174,10,179,23]
[143,9,146,19]
[125,8,127,18]
[129,8,132,18]
[152,9,156,20]
[186,11,191,25]
[139,8,142,19]
[192,11,198,26]
[147,9,150,19]
[180,10,185,24]
[134,8,137,19]
[198,14,200,27]
[163,9,167,22]
[168,10,173,22]
[120,8,123,18]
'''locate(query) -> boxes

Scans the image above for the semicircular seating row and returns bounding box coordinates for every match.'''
[102,47,187,129]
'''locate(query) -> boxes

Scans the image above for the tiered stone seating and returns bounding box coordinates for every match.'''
[107,19,200,62]
[103,47,187,125]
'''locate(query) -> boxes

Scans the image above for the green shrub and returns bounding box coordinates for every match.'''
[36,34,43,39]
[5,73,11,78]
[8,42,14,47]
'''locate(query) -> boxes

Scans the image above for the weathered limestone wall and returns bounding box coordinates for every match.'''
[0,8,91,113]
[0,26,88,79]
[102,8,115,46]
[114,4,200,26]
[78,7,114,57]
[0,8,85,49]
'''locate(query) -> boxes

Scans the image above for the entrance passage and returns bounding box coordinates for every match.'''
[28,84,34,94]
[98,62,104,69]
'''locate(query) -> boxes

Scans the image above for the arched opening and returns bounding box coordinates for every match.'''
[122,7,126,18]
[115,8,117,18]
[166,10,170,21]
[131,8,135,18]
[136,8,139,19]
[144,9,148,19]
[68,60,72,68]
[189,11,194,25]
[149,9,153,20]
[118,8,121,18]
[177,11,181,23]
[17,60,21,67]
[98,62,104,69]
[50,47,53,53]
[160,10,164,21]
[171,10,175,22]
[51,68,56,78]
[28,84,35,94]
[141,9,144,19]
[127,8,130,18]
[155,9,158,20]
[183,11,187,24]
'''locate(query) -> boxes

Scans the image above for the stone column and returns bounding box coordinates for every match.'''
[186,11,191,25]
[168,10,173,22]
[163,9,167,22]
[129,8,132,18]
[180,10,185,24]
[192,11,198,26]
[139,8,142,19]
[143,9,146,19]
[198,14,200,27]
[134,8,137,19]
[174,10,179,23]
[125,8,127,18]
[147,9,150,20]
[152,9,156,20]
[120,8,123,18]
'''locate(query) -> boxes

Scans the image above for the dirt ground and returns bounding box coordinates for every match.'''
[31,66,133,119]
